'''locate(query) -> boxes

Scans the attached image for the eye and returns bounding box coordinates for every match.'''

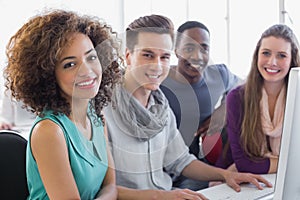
[88,54,98,61]
[200,45,209,54]
[278,53,287,59]
[183,47,195,53]
[143,53,153,58]
[63,62,76,69]
[262,51,271,56]
[161,55,170,61]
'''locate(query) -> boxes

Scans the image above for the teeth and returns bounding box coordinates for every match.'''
[191,64,204,70]
[77,79,94,86]
[187,65,204,72]
[266,68,279,73]
[191,64,201,67]
[147,75,160,79]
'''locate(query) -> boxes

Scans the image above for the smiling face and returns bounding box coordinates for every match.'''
[176,27,210,83]
[257,36,292,86]
[125,32,173,93]
[55,33,102,103]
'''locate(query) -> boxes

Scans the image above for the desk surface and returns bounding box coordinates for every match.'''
[198,174,276,200]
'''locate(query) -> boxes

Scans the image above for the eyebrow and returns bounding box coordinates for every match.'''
[60,48,95,63]
[141,49,154,54]
[183,43,196,46]
[184,42,209,48]
[141,48,171,56]
[260,48,289,54]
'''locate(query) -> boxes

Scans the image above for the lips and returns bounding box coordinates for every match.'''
[265,68,280,73]
[146,73,161,79]
[76,78,96,87]
[184,60,205,71]
[185,63,202,72]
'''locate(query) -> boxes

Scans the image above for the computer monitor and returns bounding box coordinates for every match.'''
[273,67,300,200]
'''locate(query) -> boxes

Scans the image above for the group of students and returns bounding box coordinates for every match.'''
[2,8,300,200]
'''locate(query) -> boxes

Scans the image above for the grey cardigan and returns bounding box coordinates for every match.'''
[103,92,196,190]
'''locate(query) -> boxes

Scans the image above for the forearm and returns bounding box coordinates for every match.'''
[94,162,117,199]
[268,157,278,174]
[117,186,162,200]
[96,133,117,199]
[95,184,117,200]
[206,102,226,135]
[181,160,227,182]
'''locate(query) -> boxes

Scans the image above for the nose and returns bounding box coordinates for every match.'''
[151,57,163,71]
[78,61,92,76]
[267,55,277,66]
[190,48,204,62]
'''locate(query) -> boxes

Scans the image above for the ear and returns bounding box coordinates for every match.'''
[174,48,179,58]
[125,48,131,66]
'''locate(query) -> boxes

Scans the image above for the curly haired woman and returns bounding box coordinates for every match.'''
[5,9,122,200]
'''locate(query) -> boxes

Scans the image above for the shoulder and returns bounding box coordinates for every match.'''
[227,85,245,104]
[166,106,178,129]
[205,64,230,79]
[207,64,236,76]
[29,118,68,164]
[30,118,66,156]
[208,63,228,71]
[31,119,64,144]
[102,104,113,120]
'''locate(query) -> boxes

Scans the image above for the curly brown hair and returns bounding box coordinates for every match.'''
[4,9,122,122]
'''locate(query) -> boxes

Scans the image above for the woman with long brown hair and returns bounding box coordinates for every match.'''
[223,24,300,174]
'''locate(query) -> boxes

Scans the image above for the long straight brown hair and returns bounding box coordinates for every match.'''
[241,24,300,159]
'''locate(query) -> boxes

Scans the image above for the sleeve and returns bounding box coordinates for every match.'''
[218,64,243,93]
[226,86,270,174]
[163,108,196,176]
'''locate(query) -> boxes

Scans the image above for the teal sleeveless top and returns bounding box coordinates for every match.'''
[26,110,108,200]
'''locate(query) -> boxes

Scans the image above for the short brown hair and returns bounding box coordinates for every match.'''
[125,14,174,52]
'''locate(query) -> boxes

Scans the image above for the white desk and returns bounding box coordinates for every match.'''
[197,174,276,200]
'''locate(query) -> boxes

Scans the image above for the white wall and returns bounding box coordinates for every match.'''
[0,0,297,89]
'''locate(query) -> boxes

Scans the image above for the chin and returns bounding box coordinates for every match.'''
[183,68,200,76]
[144,84,160,91]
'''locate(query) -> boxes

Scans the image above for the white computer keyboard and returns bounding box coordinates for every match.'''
[198,174,276,200]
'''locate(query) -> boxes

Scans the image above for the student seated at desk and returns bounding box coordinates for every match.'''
[104,14,272,200]
[215,24,300,175]
[5,9,122,199]
[160,20,241,191]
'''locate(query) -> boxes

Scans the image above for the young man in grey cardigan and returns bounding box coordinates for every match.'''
[104,14,271,200]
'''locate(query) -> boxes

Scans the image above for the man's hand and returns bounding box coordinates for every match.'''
[163,189,208,200]
[223,171,273,192]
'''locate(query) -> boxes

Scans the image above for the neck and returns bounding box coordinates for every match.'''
[263,81,285,98]
[69,102,91,140]
[124,82,150,107]
[124,71,151,108]
[69,99,89,124]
